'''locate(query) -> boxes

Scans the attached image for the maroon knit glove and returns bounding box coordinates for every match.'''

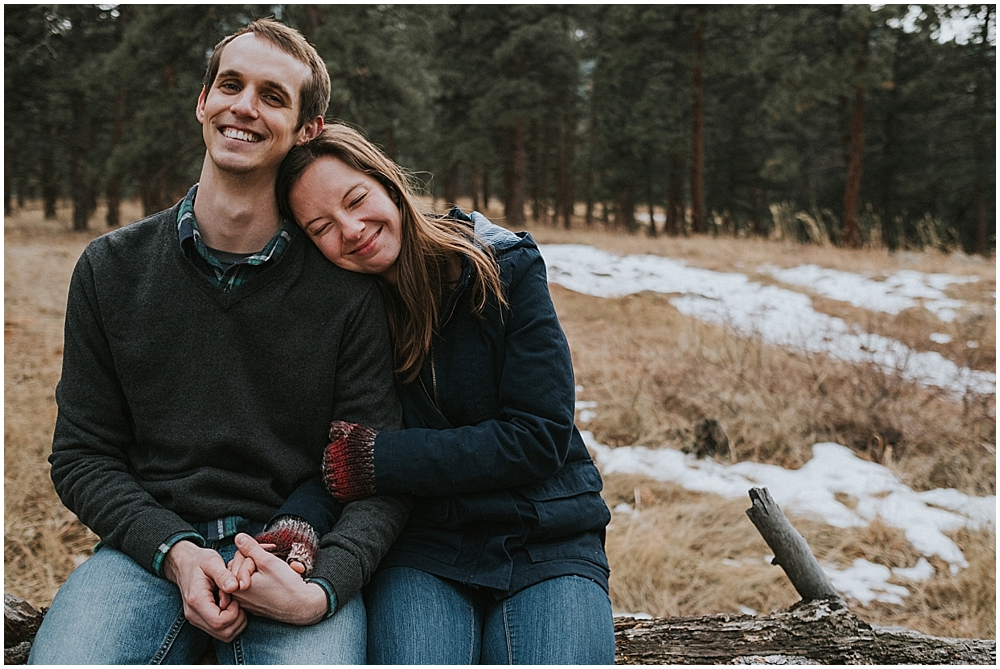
[322,420,378,503]
[255,515,319,575]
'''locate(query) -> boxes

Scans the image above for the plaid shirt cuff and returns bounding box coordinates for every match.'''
[303,576,338,619]
[152,531,205,577]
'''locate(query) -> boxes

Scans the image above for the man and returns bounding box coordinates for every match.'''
[28,18,407,664]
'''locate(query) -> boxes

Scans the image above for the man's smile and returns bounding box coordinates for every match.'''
[222,127,261,143]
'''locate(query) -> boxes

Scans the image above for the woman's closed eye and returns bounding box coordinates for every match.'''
[348,191,368,209]
[310,221,335,237]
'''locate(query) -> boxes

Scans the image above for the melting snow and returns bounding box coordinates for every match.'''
[540,245,994,397]
[552,246,995,607]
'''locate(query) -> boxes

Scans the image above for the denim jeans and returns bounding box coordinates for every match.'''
[365,567,615,664]
[28,544,366,665]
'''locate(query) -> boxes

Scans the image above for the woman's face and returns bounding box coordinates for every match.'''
[289,156,403,280]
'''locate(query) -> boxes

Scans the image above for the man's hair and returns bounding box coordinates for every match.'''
[203,17,330,129]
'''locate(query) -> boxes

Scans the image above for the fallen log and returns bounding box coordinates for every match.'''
[6,487,995,664]
[4,594,45,665]
[613,598,995,664]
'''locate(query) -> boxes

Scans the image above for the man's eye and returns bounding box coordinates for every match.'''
[220,82,240,92]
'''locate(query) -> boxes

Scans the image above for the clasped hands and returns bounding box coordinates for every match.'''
[162,534,326,642]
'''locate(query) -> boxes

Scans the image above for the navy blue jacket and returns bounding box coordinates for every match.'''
[372,211,610,596]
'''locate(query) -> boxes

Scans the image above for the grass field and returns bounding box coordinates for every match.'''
[4,199,995,639]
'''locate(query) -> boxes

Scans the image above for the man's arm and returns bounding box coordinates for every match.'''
[52,239,253,640]
[308,280,409,609]
[50,247,198,566]
[233,276,408,622]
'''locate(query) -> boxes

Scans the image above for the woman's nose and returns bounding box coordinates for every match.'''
[340,216,365,239]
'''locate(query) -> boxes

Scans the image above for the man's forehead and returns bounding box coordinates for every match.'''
[218,33,312,90]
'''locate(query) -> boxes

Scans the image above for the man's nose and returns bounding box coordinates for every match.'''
[230,87,259,118]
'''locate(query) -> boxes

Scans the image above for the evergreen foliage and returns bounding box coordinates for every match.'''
[3,4,995,253]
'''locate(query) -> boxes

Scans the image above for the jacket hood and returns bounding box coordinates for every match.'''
[470,211,523,253]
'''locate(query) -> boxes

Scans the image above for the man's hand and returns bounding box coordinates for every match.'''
[229,533,329,626]
[162,540,246,642]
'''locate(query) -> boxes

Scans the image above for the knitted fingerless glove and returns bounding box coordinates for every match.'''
[322,420,378,503]
[255,515,319,576]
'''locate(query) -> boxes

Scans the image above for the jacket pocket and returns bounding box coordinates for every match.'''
[518,461,611,543]
[524,531,610,571]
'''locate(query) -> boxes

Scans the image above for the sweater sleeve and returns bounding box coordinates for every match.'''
[310,277,409,606]
[373,245,580,496]
[309,494,411,610]
[49,247,197,571]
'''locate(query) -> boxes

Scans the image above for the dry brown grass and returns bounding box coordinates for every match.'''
[4,199,996,641]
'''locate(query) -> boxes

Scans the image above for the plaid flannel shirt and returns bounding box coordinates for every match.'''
[177,184,295,290]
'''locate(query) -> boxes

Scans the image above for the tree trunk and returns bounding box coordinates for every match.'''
[41,123,58,220]
[481,163,491,214]
[750,186,764,237]
[106,181,122,228]
[666,152,684,236]
[689,6,706,235]
[530,120,550,224]
[972,4,992,256]
[615,187,637,232]
[557,110,574,229]
[106,86,128,228]
[4,143,12,217]
[384,124,397,163]
[443,162,460,208]
[503,120,527,228]
[841,25,870,249]
[470,163,481,213]
[70,91,91,231]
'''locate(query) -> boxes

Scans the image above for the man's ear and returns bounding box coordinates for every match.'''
[296,116,324,145]
[195,87,208,124]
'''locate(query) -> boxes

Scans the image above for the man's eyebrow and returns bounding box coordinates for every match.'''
[216,70,294,101]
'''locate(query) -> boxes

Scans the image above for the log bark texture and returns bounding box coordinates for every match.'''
[613,598,995,664]
[4,594,45,665]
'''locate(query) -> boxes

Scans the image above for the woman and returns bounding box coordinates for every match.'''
[265,124,614,664]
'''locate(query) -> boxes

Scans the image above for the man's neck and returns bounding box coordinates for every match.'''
[193,162,283,253]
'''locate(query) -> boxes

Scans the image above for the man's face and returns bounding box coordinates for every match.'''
[196,34,320,177]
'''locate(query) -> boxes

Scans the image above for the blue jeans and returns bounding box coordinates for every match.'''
[365,567,615,664]
[28,545,366,664]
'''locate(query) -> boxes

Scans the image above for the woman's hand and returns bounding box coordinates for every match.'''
[253,515,318,575]
[229,534,329,625]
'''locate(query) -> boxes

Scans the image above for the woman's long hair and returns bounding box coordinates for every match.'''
[277,123,506,383]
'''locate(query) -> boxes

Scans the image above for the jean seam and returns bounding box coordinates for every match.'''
[502,599,514,664]
[149,610,188,664]
[466,596,477,665]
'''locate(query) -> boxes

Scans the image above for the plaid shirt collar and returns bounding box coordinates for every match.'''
[177,183,296,291]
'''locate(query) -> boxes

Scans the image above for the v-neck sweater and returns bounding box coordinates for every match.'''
[50,203,405,604]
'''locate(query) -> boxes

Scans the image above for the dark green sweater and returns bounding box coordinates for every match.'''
[50,203,407,608]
